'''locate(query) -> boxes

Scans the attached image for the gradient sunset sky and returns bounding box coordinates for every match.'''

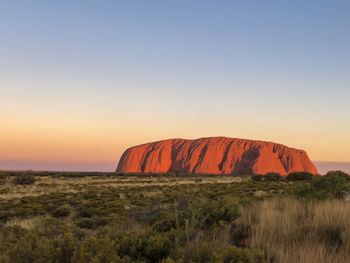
[1,1,350,172]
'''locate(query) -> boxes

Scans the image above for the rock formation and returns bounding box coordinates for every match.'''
[116,137,317,175]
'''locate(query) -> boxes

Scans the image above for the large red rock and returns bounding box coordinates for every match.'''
[116,137,317,175]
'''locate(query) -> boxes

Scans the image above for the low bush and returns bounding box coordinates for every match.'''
[197,199,240,228]
[325,170,349,178]
[76,217,109,229]
[182,242,214,263]
[12,174,36,185]
[251,175,263,181]
[230,224,251,247]
[117,231,175,262]
[308,175,348,199]
[286,172,313,181]
[263,172,282,181]
[151,212,177,232]
[0,174,6,183]
[52,205,71,218]
[214,246,266,263]
[73,237,120,263]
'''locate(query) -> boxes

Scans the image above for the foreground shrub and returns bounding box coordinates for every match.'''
[117,231,174,262]
[230,224,251,247]
[197,199,240,228]
[286,172,313,181]
[151,212,177,232]
[182,243,214,263]
[215,246,266,263]
[73,237,120,263]
[12,174,36,185]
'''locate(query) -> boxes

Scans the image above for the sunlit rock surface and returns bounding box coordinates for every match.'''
[116,137,317,176]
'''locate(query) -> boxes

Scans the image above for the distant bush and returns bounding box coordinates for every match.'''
[264,172,282,181]
[0,173,7,182]
[251,175,263,181]
[295,173,349,200]
[286,172,313,181]
[0,170,10,178]
[325,170,349,178]
[12,174,36,185]
[309,175,348,199]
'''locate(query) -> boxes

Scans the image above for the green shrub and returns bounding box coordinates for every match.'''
[230,224,251,247]
[6,229,77,263]
[7,237,35,263]
[263,172,282,181]
[116,232,148,260]
[296,174,349,199]
[214,246,266,263]
[12,174,36,185]
[0,172,7,182]
[182,243,214,263]
[52,205,71,218]
[76,217,109,229]
[151,212,177,232]
[310,175,348,199]
[144,233,173,262]
[0,178,6,185]
[251,175,263,181]
[325,170,349,178]
[286,172,313,181]
[162,257,177,263]
[197,199,240,228]
[117,231,174,262]
[72,237,120,263]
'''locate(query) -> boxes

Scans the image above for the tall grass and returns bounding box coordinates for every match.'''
[239,198,350,263]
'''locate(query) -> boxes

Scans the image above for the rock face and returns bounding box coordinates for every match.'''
[116,137,317,176]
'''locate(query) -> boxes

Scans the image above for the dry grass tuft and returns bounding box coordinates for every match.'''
[239,198,350,263]
[5,215,48,230]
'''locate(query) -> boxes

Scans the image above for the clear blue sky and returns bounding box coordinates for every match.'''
[1,1,350,171]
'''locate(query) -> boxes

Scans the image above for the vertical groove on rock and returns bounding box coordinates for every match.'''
[218,140,234,173]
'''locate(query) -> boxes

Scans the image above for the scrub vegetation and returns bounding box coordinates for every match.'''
[0,170,349,262]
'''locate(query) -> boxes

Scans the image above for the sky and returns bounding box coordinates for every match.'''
[1,1,350,172]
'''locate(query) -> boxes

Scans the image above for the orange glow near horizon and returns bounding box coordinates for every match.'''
[2,109,350,172]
